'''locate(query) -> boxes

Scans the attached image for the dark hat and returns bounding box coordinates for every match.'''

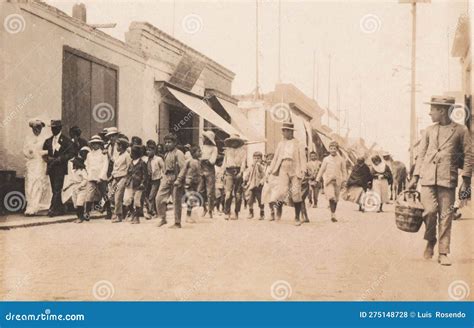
[50,120,62,127]
[253,151,263,157]
[224,134,245,148]
[281,121,296,131]
[424,96,456,107]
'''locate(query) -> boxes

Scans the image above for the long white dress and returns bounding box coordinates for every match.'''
[23,132,51,215]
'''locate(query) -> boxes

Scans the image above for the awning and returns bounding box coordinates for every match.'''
[313,128,332,150]
[214,97,264,142]
[166,87,242,136]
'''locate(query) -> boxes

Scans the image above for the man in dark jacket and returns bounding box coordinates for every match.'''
[43,120,74,216]
[69,126,88,156]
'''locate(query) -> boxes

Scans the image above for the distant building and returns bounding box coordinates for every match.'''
[236,83,325,159]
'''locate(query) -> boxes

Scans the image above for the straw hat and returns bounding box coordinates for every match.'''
[224,134,245,148]
[202,130,216,145]
[105,127,119,136]
[424,96,455,107]
[89,135,104,144]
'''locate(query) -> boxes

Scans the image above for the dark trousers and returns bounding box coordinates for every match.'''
[146,179,161,215]
[309,185,320,205]
[49,173,65,213]
[198,164,216,213]
[224,168,243,214]
[248,185,264,215]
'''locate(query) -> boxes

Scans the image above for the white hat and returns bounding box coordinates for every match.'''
[202,130,216,145]
[105,127,119,136]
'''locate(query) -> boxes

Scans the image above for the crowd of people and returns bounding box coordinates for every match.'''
[20,94,472,265]
[23,117,403,228]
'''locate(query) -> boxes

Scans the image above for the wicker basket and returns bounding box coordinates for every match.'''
[395,190,424,233]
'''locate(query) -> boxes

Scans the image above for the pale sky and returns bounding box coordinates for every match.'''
[46,0,469,164]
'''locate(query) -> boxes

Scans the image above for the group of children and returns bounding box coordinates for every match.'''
[63,121,353,227]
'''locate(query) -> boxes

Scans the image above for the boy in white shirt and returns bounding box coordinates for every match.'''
[84,135,109,220]
[316,141,347,222]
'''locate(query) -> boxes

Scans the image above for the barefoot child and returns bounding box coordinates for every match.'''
[316,141,347,222]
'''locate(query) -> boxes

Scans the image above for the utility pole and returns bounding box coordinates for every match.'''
[255,0,260,100]
[327,54,331,126]
[337,85,340,135]
[278,0,282,83]
[312,50,316,99]
[172,0,176,37]
[399,0,430,169]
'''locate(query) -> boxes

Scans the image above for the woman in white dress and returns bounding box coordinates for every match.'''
[23,119,51,215]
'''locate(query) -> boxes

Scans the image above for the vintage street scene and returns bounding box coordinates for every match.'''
[0,0,472,302]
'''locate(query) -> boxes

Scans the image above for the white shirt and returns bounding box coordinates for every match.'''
[85,150,109,182]
[201,144,218,165]
[280,139,294,159]
[52,132,61,152]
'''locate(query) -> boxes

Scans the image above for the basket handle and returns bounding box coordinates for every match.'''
[400,190,421,202]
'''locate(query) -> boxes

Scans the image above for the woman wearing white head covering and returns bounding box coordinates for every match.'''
[369,154,393,212]
[23,119,52,215]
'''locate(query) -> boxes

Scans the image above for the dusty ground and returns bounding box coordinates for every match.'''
[0,198,472,301]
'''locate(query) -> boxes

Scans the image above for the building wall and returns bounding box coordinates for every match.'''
[0,1,235,177]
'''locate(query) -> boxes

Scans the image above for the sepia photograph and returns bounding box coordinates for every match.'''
[0,0,472,325]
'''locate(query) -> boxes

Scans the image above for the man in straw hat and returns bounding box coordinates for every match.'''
[84,135,110,220]
[42,120,74,217]
[265,121,306,226]
[199,130,218,219]
[222,134,247,220]
[408,96,471,266]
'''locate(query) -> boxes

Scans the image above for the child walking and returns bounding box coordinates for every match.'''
[62,157,88,223]
[306,151,322,208]
[244,151,265,220]
[123,145,149,224]
[214,155,225,214]
[315,141,347,222]
[84,135,109,220]
[175,145,202,223]
[144,140,164,219]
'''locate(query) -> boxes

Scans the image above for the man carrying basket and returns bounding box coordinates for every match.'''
[408,96,471,266]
